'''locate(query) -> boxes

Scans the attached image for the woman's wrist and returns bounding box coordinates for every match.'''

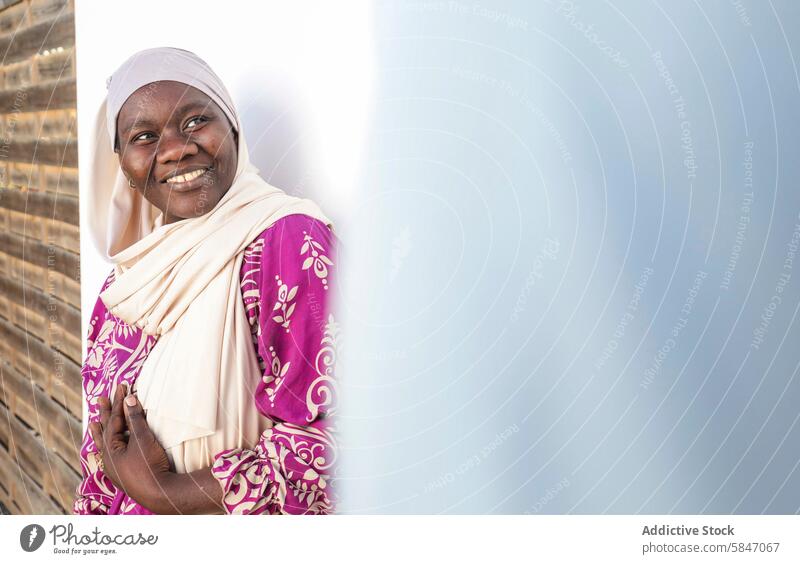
[143,468,225,515]
[131,470,176,514]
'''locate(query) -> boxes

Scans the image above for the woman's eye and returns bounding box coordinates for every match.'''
[185,116,207,130]
[132,132,155,143]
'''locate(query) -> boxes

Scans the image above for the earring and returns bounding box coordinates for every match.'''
[128,178,135,189]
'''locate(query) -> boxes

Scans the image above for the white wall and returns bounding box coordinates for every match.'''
[75,0,376,349]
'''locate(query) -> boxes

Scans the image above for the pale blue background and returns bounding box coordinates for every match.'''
[336,0,800,514]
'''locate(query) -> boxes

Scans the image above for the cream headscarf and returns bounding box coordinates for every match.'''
[87,47,332,473]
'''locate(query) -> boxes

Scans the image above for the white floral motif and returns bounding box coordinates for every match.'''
[115,323,135,340]
[85,319,113,368]
[271,275,298,332]
[279,422,336,471]
[264,345,291,406]
[300,231,333,290]
[306,314,339,421]
[85,344,104,369]
[84,378,107,410]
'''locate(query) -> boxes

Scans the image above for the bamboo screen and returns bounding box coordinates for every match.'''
[0,0,80,515]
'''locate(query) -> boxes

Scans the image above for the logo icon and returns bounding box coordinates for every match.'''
[20,524,45,552]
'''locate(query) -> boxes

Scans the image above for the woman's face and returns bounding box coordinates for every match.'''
[115,80,238,224]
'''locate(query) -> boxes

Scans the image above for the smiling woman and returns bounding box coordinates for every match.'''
[74,47,338,515]
[115,81,238,224]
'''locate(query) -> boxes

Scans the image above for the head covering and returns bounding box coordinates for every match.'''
[87,47,332,473]
[88,47,246,259]
[104,48,238,152]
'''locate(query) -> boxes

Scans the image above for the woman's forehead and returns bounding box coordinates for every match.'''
[119,81,212,115]
[116,81,222,138]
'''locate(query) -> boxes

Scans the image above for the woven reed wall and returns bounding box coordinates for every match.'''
[0,0,80,515]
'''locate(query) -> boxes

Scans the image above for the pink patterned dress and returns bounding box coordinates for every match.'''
[73,214,338,515]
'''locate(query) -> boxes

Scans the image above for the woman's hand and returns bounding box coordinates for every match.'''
[89,382,225,514]
[89,383,173,513]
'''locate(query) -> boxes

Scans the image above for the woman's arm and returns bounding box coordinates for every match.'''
[209,214,338,514]
[211,415,335,514]
[73,273,118,515]
[151,468,224,514]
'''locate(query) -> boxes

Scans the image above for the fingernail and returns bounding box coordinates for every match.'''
[125,395,137,407]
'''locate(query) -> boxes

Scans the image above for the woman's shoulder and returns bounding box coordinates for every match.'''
[241,213,334,272]
[245,213,333,253]
[238,213,335,323]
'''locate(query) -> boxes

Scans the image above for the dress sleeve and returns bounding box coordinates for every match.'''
[211,214,339,514]
[73,272,118,515]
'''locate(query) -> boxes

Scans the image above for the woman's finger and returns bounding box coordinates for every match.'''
[123,393,151,442]
[106,382,128,439]
[111,382,126,411]
[88,421,104,452]
[97,396,111,429]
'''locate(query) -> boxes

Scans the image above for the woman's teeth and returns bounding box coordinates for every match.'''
[166,168,207,184]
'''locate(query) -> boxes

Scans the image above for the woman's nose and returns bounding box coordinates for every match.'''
[156,130,199,164]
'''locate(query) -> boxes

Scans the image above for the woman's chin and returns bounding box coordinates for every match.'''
[162,197,222,222]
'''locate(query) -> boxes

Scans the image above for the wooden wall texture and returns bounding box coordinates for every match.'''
[0,0,80,515]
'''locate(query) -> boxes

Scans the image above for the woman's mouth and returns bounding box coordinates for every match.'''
[164,167,213,192]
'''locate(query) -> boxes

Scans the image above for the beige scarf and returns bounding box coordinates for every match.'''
[87,48,331,473]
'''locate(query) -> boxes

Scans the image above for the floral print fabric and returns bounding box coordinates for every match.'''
[73,214,338,515]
